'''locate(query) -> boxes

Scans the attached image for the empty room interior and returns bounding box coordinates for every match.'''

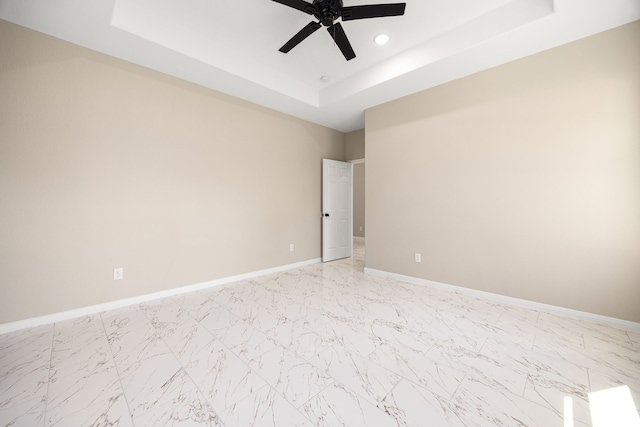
[1,0,639,426]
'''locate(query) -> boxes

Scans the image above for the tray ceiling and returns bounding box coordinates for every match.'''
[1,0,638,131]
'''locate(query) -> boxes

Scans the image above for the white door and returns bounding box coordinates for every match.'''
[322,159,353,262]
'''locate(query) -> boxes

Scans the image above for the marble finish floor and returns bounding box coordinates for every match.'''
[1,241,639,426]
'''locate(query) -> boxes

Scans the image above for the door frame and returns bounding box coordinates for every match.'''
[349,158,365,242]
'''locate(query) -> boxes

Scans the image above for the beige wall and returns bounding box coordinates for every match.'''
[0,21,345,324]
[366,21,640,322]
[345,129,365,161]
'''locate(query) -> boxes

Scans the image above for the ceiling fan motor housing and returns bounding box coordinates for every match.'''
[313,0,343,26]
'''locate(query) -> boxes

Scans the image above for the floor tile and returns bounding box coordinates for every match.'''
[0,356,50,414]
[144,300,217,366]
[587,368,640,415]
[0,396,46,427]
[172,291,221,318]
[432,339,529,397]
[369,319,436,356]
[523,367,591,425]
[45,393,133,427]
[119,352,187,417]
[309,313,380,357]
[265,318,334,360]
[1,240,639,426]
[378,380,454,427]
[368,342,466,400]
[310,344,400,405]
[185,339,267,413]
[196,306,242,340]
[219,319,280,362]
[249,346,334,408]
[301,382,397,427]
[46,361,122,424]
[219,386,314,427]
[132,382,222,427]
[224,297,281,333]
[628,330,640,348]
[448,375,565,427]
[102,306,159,365]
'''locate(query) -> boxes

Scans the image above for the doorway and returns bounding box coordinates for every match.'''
[322,159,353,262]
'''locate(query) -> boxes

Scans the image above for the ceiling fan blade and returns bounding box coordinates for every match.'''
[279,21,322,53]
[271,0,316,15]
[327,23,356,61]
[341,3,406,21]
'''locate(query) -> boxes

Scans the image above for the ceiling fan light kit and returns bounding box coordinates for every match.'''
[271,0,406,61]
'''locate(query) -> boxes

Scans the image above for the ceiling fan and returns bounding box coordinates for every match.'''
[271,0,406,61]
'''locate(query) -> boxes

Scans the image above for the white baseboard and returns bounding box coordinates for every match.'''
[0,258,321,335]
[364,267,640,332]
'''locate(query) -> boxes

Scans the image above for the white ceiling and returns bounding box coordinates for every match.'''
[1,0,638,132]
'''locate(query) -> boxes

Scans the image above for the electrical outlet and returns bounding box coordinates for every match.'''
[114,267,123,280]
[360,226,363,231]
[414,253,421,263]
[289,244,294,252]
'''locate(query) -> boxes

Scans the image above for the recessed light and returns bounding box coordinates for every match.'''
[320,75,331,83]
[374,34,390,46]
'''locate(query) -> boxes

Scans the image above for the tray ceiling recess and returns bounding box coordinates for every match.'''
[1,0,638,131]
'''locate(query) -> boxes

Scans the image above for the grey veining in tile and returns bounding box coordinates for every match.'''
[0,324,53,418]
[628,330,640,348]
[311,344,401,405]
[219,386,314,427]
[378,380,452,426]
[185,338,267,413]
[249,345,334,408]
[302,382,398,427]
[46,315,128,426]
[0,396,46,427]
[131,382,222,427]
[219,319,280,362]
[265,318,334,360]
[448,375,565,426]
[46,393,133,427]
[368,342,466,400]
